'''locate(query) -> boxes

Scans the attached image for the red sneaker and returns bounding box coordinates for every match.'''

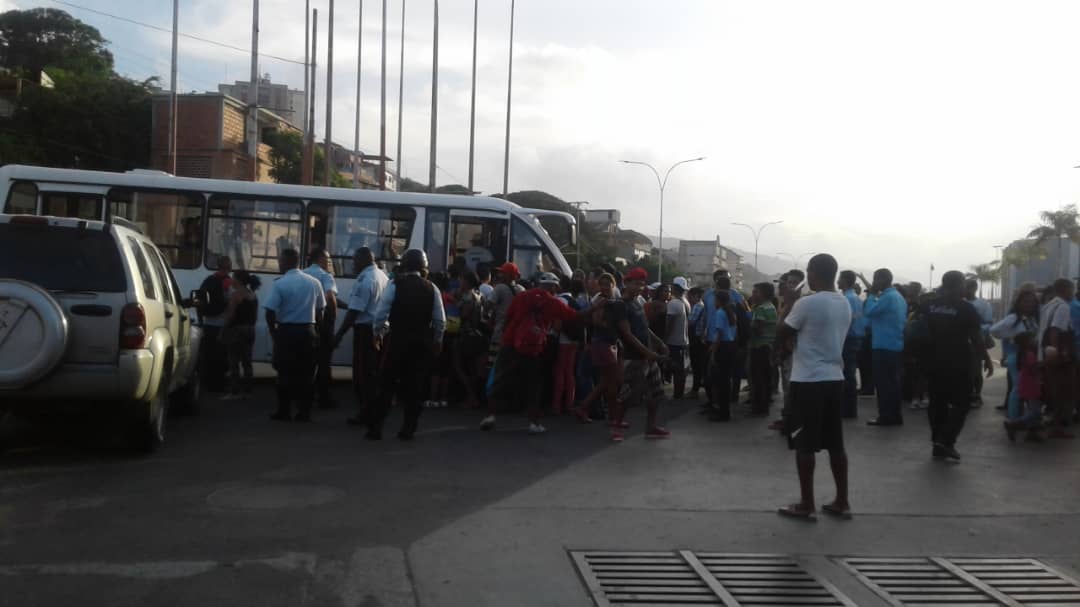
[610,431,625,443]
[645,427,671,439]
[608,420,630,429]
[768,419,785,431]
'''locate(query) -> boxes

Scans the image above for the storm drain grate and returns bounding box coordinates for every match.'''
[570,551,855,606]
[837,557,1080,606]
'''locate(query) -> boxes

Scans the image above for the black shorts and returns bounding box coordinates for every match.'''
[787,381,845,454]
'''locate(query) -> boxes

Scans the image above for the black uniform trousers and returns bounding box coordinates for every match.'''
[370,335,434,437]
[927,371,972,447]
[351,323,378,421]
[314,318,335,405]
[273,324,318,416]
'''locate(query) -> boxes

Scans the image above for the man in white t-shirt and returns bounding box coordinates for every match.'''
[666,277,692,398]
[774,253,853,522]
[1039,278,1076,438]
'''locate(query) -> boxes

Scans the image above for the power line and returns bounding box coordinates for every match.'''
[50,0,306,66]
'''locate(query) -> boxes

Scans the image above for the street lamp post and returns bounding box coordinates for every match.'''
[619,157,706,284]
[776,251,815,270]
[993,244,1005,318]
[732,221,784,273]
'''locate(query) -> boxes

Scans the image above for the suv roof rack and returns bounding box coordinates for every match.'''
[110,216,143,234]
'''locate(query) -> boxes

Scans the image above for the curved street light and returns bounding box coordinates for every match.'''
[732,221,784,272]
[777,251,816,269]
[619,157,706,283]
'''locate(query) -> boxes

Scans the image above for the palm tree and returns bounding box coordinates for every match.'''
[968,261,1001,299]
[1027,204,1080,278]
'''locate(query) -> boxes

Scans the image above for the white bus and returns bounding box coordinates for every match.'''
[0,165,577,365]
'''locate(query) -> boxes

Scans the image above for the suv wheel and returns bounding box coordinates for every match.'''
[169,367,201,416]
[129,371,169,453]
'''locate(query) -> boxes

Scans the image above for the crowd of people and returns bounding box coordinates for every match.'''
[192,246,1079,514]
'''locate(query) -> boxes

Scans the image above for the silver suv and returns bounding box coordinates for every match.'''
[0,214,201,452]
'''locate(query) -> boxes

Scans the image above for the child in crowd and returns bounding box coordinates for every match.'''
[1005,332,1044,442]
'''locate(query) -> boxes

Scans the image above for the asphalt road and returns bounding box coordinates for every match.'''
[1,372,1078,606]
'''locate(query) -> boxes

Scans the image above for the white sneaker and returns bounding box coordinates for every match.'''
[480,415,496,431]
[528,423,547,435]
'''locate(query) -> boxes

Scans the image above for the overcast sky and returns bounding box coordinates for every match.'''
[8,0,1080,281]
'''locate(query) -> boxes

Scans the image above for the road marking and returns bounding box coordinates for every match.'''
[0,552,318,580]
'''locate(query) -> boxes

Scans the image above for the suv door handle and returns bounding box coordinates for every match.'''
[165,310,175,319]
[179,313,189,323]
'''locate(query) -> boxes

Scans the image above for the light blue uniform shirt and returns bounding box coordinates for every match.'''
[264,269,326,324]
[707,309,737,343]
[863,287,906,352]
[689,301,706,339]
[843,288,865,338]
[703,288,748,343]
[346,264,389,325]
[372,272,447,342]
[303,264,338,297]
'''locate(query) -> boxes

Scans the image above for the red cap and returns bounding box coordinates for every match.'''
[625,267,649,282]
[497,262,520,279]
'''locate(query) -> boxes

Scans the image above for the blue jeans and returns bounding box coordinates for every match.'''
[1005,350,1021,420]
[872,349,903,423]
[842,337,862,417]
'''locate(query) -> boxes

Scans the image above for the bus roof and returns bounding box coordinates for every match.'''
[0,165,525,213]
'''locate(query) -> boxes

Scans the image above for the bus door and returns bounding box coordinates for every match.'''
[446,210,508,276]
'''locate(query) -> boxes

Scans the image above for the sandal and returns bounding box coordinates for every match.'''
[821,503,853,520]
[777,504,817,521]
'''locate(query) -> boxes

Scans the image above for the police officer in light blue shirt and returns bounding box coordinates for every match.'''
[265,248,326,422]
[304,248,339,408]
[860,268,907,426]
[333,247,390,426]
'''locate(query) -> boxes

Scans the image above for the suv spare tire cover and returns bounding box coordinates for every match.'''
[0,279,69,388]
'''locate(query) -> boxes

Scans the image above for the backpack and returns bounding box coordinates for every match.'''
[512,294,551,357]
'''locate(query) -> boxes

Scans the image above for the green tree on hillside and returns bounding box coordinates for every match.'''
[0,8,113,77]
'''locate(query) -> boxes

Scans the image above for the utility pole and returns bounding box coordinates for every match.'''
[353,0,363,188]
[396,0,405,189]
[324,0,335,187]
[167,0,178,174]
[247,0,261,182]
[303,0,310,140]
[428,0,439,192]
[502,0,515,194]
[467,0,478,193]
[303,9,318,185]
[379,0,387,190]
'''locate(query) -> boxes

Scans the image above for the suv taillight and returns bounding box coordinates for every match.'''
[120,303,147,349]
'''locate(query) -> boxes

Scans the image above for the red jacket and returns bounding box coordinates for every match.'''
[500,288,577,348]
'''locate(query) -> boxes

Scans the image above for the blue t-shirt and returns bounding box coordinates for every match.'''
[864,287,907,351]
[1070,299,1080,353]
[708,309,737,343]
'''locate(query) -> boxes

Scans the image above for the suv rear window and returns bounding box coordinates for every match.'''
[0,223,126,292]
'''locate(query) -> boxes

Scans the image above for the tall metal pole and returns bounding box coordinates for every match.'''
[303,9,318,185]
[247,0,261,181]
[428,0,438,192]
[501,0,515,194]
[395,0,405,187]
[379,0,387,190]
[324,0,335,187]
[353,0,363,187]
[303,0,310,139]
[467,0,478,193]
[167,0,178,174]
[620,157,706,284]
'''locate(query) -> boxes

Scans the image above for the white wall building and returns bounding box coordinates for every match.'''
[679,237,743,289]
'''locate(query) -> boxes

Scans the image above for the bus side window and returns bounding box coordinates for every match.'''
[4,182,37,214]
[207,196,303,273]
[510,216,546,279]
[107,189,205,269]
[307,201,417,278]
[42,192,103,220]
